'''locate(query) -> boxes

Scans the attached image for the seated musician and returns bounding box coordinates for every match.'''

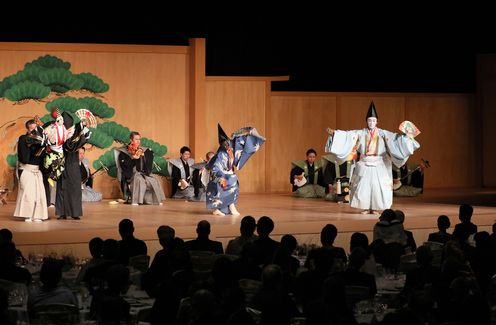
[79,147,103,202]
[168,146,195,199]
[323,155,355,203]
[392,159,429,197]
[114,131,165,205]
[290,149,326,198]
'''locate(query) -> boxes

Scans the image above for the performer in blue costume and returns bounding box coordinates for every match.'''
[205,124,266,216]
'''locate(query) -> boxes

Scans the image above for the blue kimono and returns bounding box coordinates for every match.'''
[206,127,265,214]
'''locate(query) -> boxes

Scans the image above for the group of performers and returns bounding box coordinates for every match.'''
[13,101,420,221]
[14,110,93,222]
[13,117,267,221]
[291,101,421,215]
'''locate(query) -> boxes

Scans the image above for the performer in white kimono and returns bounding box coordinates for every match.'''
[14,119,48,222]
[114,131,165,205]
[325,101,420,214]
[79,147,103,202]
[168,146,195,199]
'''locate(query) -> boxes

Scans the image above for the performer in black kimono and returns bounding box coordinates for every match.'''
[14,119,48,222]
[114,131,165,205]
[168,146,195,199]
[56,113,91,220]
[322,155,355,203]
[392,159,428,197]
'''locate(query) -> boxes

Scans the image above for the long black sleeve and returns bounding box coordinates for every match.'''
[17,135,30,165]
[64,124,87,153]
[119,152,135,181]
[171,165,180,197]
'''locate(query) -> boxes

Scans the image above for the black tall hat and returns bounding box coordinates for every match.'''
[62,111,74,129]
[366,101,378,120]
[217,123,230,145]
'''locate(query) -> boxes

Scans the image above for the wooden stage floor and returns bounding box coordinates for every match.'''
[1,188,496,258]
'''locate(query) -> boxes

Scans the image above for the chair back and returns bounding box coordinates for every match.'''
[30,303,79,325]
[344,285,370,310]
[0,280,28,307]
[129,254,150,273]
[424,241,444,267]
[399,253,417,273]
[189,251,218,272]
[239,278,263,305]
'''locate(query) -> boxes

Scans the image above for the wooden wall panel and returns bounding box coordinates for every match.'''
[337,96,405,131]
[268,95,337,192]
[406,95,477,188]
[205,81,267,193]
[477,55,496,187]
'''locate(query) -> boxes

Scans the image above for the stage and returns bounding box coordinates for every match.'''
[1,189,496,259]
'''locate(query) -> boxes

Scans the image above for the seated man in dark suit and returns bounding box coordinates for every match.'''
[330,247,377,298]
[453,204,478,240]
[306,224,347,270]
[185,220,223,254]
[117,219,148,266]
[428,215,453,244]
[253,216,280,266]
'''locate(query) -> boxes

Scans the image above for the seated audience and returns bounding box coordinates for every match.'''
[117,218,148,266]
[226,216,258,256]
[28,259,78,313]
[428,215,453,244]
[185,220,224,254]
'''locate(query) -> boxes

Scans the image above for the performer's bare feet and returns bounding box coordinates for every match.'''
[371,210,380,215]
[229,204,240,216]
[361,210,370,215]
[213,209,225,216]
[24,218,32,223]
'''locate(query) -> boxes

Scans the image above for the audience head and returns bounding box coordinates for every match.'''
[261,264,283,289]
[459,203,473,222]
[437,215,451,231]
[118,218,135,238]
[196,220,211,237]
[102,239,120,260]
[379,209,396,222]
[394,210,405,223]
[40,258,62,289]
[280,234,297,253]
[474,231,491,249]
[157,225,175,247]
[350,232,369,252]
[256,216,274,237]
[415,245,433,267]
[320,224,338,246]
[348,247,367,270]
[0,228,13,243]
[240,216,257,237]
[89,237,104,259]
